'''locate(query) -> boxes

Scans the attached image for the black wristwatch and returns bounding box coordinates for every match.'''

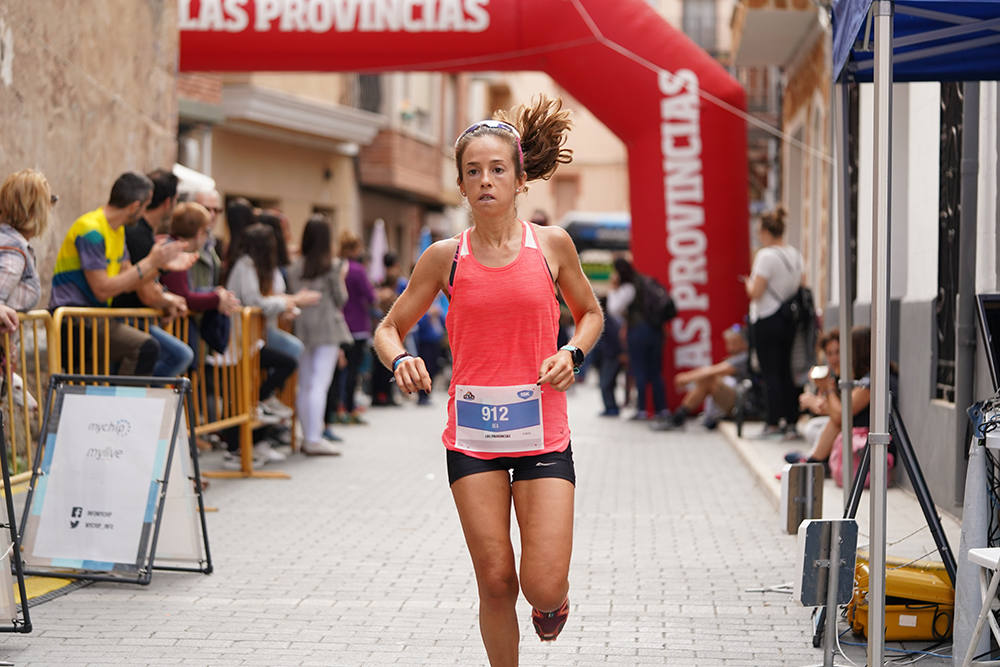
[560,345,585,371]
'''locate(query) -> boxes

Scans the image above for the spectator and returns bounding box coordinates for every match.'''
[328,229,375,425]
[610,257,667,421]
[190,188,225,291]
[789,328,840,456]
[414,297,446,406]
[653,324,750,430]
[371,252,407,406]
[286,215,351,455]
[593,296,624,417]
[784,326,895,487]
[160,202,240,319]
[49,171,185,375]
[744,207,803,439]
[225,224,318,444]
[257,210,293,282]
[0,169,51,314]
[221,197,255,281]
[112,168,195,378]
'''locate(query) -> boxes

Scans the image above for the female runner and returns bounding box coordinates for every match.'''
[374,96,603,666]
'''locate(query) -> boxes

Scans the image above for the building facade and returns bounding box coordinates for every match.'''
[0,1,180,302]
[734,1,1000,511]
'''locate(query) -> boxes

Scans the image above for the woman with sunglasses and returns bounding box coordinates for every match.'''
[0,169,54,331]
[374,96,603,665]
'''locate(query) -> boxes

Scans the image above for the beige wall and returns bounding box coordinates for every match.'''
[0,1,178,303]
[211,128,361,244]
[236,73,350,107]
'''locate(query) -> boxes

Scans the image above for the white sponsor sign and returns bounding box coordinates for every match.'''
[154,427,205,565]
[31,394,168,565]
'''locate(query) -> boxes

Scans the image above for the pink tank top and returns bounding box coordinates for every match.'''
[442,221,569,459]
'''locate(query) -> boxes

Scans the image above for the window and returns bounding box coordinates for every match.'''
[935,81,964,402]
[682,0,717,54]
[358,74,382,114]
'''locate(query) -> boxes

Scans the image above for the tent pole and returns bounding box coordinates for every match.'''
[869,2,893,665]
[834,81,855,509]
[954,81,979,505]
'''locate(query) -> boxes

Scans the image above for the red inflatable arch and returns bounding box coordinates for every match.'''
[179,0,750,404]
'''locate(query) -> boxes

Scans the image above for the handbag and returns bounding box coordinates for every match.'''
[830,426,895,488]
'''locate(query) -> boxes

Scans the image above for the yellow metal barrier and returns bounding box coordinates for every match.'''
[50,307,162,376]
[45,306,294,479]
[0,311,56,484]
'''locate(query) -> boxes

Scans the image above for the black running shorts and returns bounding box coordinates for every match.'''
[446,442,576,486]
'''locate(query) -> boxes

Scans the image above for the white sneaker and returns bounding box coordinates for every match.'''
[221,451,265,470]
[255,405,283,425]
[261,396,294,419]
[254,440,287,462]
[301,439,343,457]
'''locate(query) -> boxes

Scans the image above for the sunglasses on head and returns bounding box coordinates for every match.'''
[454,120,521,148]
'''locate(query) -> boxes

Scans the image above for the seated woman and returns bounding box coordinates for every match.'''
[784,326,894,486]
[0,169,51,319]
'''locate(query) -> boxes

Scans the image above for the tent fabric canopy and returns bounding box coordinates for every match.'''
[833,0,1000,81]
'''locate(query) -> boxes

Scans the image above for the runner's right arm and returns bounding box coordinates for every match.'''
[373,238,455,394]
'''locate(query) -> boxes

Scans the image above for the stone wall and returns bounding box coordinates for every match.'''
[0,1,178,306]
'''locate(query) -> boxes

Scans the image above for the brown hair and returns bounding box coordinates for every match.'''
[818,328,840,355]
[301,214,333,280]
[0,169,52,239]
[455,95,573,183]
[760,207,787,238]
[851,326,871,380]
[339,229,361,259]
[241,223,278,295]
[170,202,211,240]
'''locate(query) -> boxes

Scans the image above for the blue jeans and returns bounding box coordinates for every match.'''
[627,321,666,415]
[150,325,194,378]
[267,326,304,361]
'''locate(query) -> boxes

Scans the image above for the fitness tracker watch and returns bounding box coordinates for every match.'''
[560,345,585,372]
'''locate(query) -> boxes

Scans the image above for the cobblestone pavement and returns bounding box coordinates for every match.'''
[0,381,940,665]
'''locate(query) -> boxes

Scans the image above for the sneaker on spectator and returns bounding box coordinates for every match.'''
[261,396,293,419]
[322,427,343,442]
[301,439,343,456]
[254,440,287,463]
[221,451,265,471]
[255,405,282,426]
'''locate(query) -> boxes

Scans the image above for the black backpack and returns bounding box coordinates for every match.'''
[637,275,678,327]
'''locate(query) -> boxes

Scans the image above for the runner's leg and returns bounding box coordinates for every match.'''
[451,471,520,667]
[512,477,574,613]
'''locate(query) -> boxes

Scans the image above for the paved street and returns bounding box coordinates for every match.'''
[0,381,901,665]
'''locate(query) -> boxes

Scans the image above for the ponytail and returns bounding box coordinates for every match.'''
[495,95,573,181]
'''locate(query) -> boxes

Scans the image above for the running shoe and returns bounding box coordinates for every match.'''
[531,598,569,642]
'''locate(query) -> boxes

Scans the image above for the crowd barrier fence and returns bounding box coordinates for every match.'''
[0,307,294,484]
